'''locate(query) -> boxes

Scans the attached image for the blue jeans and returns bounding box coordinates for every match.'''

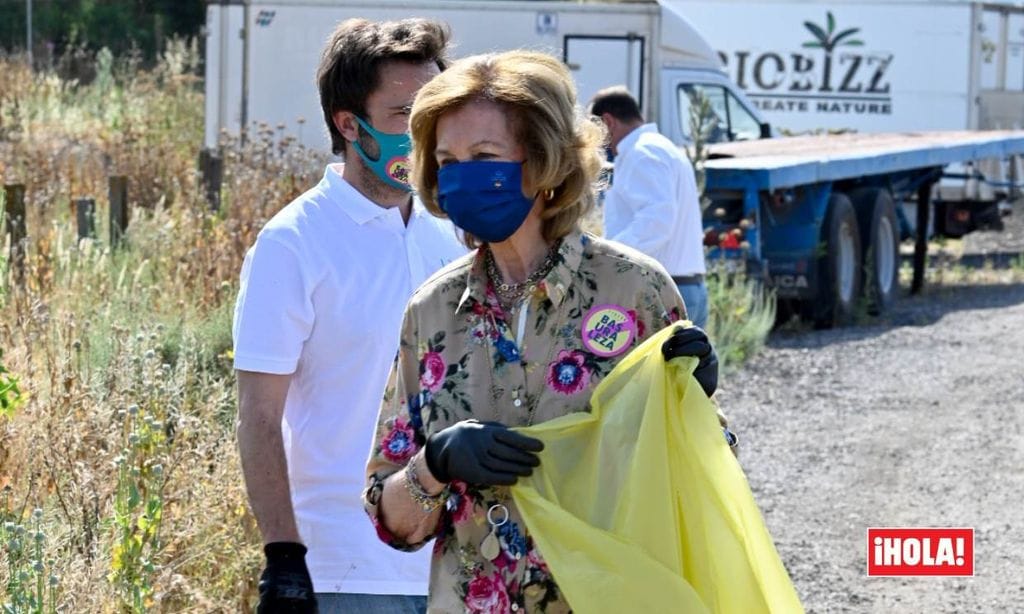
[315,593,426,614]
[677,280,709,329]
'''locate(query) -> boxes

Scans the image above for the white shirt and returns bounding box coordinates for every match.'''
[232,164,466,594]
[604,123,706,277]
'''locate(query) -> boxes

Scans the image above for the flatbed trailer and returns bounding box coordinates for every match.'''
[703,131,1024,325]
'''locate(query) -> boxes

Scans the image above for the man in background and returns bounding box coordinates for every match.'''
[233,18,464,613]
[591,86,709,328]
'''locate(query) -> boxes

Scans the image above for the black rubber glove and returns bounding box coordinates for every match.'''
[425,420,544,486]
[661,325,719,398]
[256,542,318,614]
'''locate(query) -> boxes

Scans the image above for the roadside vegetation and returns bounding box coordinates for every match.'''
[0,42,322,610]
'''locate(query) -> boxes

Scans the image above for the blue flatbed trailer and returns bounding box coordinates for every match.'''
[702,131,1024,325]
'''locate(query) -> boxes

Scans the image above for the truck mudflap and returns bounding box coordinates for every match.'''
[765,256,818,299]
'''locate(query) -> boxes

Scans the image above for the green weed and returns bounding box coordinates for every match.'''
[705,261,776,372]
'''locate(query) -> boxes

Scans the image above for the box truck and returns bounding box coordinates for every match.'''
[201,0,771,152]
[675,0,1024,134]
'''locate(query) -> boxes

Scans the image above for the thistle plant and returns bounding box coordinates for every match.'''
[1,498,60,614]
[108,340,172,612]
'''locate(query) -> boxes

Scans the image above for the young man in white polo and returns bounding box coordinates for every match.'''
[233,19,465,613]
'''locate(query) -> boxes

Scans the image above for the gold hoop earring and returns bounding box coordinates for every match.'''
[543,188,555,201]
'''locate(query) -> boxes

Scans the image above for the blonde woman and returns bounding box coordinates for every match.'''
[363,51,721,612]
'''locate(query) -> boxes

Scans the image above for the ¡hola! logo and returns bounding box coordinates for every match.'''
[866,528,974,577]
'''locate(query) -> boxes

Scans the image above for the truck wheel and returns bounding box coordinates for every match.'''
[851,187,900,315]
[810,192,862,327]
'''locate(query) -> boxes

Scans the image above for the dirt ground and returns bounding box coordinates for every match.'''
[719,219,1024,613]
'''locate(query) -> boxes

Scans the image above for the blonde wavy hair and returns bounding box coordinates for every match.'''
[409,51,606,247]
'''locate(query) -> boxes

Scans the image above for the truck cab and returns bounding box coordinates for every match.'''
[661,67,771,145]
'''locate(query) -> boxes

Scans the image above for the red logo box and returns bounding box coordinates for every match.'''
[866,528,974,577]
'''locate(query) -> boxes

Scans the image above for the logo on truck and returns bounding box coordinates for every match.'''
[256,10,276,27]
[720,12,893,118]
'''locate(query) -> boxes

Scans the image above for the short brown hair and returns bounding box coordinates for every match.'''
[590,86,644,122]
[317,18,450,156]
[410,51,605,247]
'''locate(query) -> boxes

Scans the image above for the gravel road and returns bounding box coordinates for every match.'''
[719,233,1024,612]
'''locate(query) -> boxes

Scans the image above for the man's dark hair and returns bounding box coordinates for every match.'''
[589,86,643,122]
[317,18,450,155]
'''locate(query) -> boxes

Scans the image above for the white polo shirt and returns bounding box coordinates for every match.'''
[604,123,706,277]
[232,163,466,594]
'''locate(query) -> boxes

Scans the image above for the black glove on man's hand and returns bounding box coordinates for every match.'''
[256,542,318,614]
[661,325,719,398]
[425,420,544,486]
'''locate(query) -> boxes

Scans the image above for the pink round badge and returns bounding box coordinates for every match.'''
[581,304,637,357]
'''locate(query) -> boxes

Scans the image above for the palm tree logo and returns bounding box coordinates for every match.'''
[803,12,864,92]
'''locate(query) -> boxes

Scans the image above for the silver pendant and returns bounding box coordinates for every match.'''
[480,529,501,561]
[480,504,509,561]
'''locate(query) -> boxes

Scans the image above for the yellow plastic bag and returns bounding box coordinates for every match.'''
[510,325,803,613]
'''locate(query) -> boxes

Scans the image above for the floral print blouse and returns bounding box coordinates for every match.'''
[364,230,690,613]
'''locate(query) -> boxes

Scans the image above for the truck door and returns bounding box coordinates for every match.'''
[204,3,245,150]
[976,4,1024,129]
[564,35,644,110]
[678,83,764,142]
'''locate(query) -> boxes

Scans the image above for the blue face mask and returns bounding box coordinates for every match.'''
[352,116,412,191]
[437,161,535,244]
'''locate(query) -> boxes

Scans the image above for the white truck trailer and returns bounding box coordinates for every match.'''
[201,0,771,152]
[675,0,1024,135]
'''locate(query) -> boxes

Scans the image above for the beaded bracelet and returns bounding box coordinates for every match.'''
[403,456,449,512]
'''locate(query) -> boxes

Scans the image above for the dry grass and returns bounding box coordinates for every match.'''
[0,42,322,612]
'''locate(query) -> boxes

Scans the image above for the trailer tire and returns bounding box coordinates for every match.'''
[811,192,863,327]
[851,187,900,315]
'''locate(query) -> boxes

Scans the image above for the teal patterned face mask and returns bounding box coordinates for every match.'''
[352,116,412,191]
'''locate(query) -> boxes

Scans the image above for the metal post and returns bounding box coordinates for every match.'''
[4,184,27,282]
[108,176,129,247]
[217,0,230,144]
[75,197,96,241]
[997,9,1008,90]
[1010,155,1022,204]
[240,0,251,144]
[26,0,33,67]
[911,181,933,295]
